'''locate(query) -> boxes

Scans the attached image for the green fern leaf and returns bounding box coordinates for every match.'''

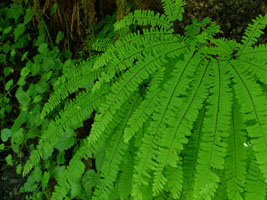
[229,60,267,182]
[180,107,206,200]
[245,149,267,200]
[23,87,108,176]
[161,0,185,21]
[193,60,232,199]
[152,59,211,196]
[224,97,247,200]
[114,10,172,31]
[241,14,267,50]
[92,95,139,199]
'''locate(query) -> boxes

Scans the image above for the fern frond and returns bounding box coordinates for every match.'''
[51,95,139,200]
[161,0,185,21]
[213,170,227,200]
[92,32,183,91]
[229,60,267,182]
[240,14,267,50]
[114,10,172,31]
[203,38,240,60]
[193,60,232,199]
[124,69,165,142]
[92,95,140,199]
[90,38,114,52]
[88,41,188,147]
[245,149,267,200]
[23,87,108,176]
[117,150,134,200]
[152,54,212,196]
[51,144,93,200]
[41,58,103,118]
[131,51,204,198]
[93,28,176,70]
[224,97,247,200]
[236,46,267,85]
[180,107,206,200]
[165,164,183,199]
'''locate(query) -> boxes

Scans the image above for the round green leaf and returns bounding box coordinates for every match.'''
[14,24,26,41]
[5,154,13,166]
[33,95,42,103]
[16,164,22,174]
[0,144,5,150]
[4,67,13,77]
[3,26,12,35]
[21,67,30,77]
[15,87,30,106]
[1,128,12,142]
[5,79,13,91]
[42,171,50,190]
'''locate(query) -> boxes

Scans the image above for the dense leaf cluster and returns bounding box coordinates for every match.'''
[23,0,267,199]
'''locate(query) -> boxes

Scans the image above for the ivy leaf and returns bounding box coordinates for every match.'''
[52,166,65,181]
[33,95,42,103]
[55,130,75,152]
[24,7,33,24]
[5,154,13,166]
[56,31,64,44]
[38,43,48,54]
[0,144,4,150]
[70,178,82,198]
[82,170,100,197]
[32,165,42,182]
[1,128,12,142]
[7,4,23,21]
[50,3,58,16]
[21,51,29,61]
[10,49,16,57]
[3,26,12,35]
[28,62,40,76]
[16,164,22,174]
[4,67,13,77]
[11,128,24,153]
[15,87,30,106]
[17,77,26,87]
[5,79,13,91]
[21,67,30,77]
[42,171,50,190]
[14,24,26,41]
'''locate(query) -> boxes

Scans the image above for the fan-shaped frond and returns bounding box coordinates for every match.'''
[22,1,267,199]
[88,41,188,147]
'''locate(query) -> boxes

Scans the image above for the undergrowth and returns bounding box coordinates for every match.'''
[2,0,267,199]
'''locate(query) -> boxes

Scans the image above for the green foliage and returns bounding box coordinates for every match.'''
[21,0,267,199]
[0,1,80,199]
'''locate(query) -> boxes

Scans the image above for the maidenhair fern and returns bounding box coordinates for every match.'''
[23,0,267,199]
